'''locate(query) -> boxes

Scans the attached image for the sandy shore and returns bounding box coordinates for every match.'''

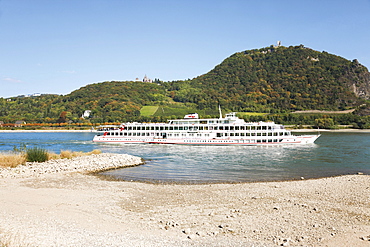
[0,154,369,246]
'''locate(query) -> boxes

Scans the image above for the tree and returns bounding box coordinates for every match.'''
[315,118,335,129]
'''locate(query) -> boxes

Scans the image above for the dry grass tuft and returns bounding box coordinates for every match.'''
[60,150,80,159]
[0,153,26,168]
[59,149,101,159]
[0,149,102,168]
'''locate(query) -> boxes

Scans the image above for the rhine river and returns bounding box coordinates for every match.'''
[0,131,369,183]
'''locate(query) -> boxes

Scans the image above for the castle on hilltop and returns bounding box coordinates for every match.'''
[135,75,153,83]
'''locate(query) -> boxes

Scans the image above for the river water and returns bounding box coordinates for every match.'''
[0,131,369,183]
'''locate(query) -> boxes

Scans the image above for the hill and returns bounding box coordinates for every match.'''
[1,45,370,127]
[165,45,370,112]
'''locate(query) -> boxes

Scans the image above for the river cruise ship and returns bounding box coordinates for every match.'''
[93,112,320,145]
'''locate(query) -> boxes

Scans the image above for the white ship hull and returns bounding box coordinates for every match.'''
[93,134,320,145]
[93,112,320,145]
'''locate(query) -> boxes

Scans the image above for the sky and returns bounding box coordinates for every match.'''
[1,0,370,98]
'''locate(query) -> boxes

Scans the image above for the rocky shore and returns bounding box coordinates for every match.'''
[0,153,369,246]
[0,153,143,178]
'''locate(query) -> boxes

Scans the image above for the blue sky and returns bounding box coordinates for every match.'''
[1,0,370,98]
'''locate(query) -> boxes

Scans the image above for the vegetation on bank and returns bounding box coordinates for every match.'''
[0,147,102,168]
[1,45,370,128]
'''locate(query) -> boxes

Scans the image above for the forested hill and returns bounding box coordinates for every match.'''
[167,45,370,112]
[1,45,370,124]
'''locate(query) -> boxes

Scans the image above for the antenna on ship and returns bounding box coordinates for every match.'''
[219,105,222,119]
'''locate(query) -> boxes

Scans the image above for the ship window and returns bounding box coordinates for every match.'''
[268,133,272,136]
[165,126,168,130]
[225,126,229,131]
[208,126,211,130]
[160,127,164,130]
[262,126,267,130]
[240,126,245,130]
[128,127,132,130]
[262,133,266,136]
[219,126,223,130]
[184,126,188,130]
[230,126,234,131]
[230,133,234,136]
[257,133,261,136]
[235,133,239,136]
[169,126,173,130]
[155,126,159,130]
[174,126,178,130]
[235,126,239,130]
[225,133,229,137]
[146,126,150,130]
[179,126,183,130]
[199,126,203,130]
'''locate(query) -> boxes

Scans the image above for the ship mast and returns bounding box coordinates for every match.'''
[219,105,222,119]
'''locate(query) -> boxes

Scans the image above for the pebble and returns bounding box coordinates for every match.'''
[360,235,370,241]
[0,153,143,178]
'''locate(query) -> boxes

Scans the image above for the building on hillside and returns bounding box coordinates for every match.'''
[143,75,153,83]
[0,121,4,127]
[82,110,91,119]
[14,121,26,127]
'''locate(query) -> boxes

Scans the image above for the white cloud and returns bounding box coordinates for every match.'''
[2,77,23,83]
[61,70,77,74]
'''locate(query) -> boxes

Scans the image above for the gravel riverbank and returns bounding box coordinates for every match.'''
[0,153,369,246]
[0,153,144,178]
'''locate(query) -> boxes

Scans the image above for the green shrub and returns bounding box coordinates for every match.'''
[26,147,49,162]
